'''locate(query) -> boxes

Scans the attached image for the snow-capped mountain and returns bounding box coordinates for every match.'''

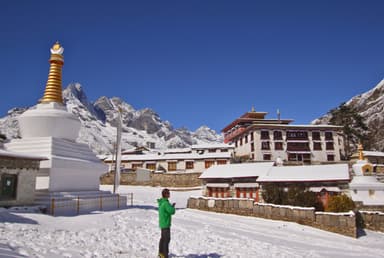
[313,79,384,151]
[0,83,223,154]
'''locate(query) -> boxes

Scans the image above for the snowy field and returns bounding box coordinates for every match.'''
[1,185,384,258]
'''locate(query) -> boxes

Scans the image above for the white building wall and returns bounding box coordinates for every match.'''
[233,128,343,163]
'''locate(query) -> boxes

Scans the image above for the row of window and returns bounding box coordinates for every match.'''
[262,154,335,162]
[237,131,335,146]
[249,141,335,151]
[129,160,228,171]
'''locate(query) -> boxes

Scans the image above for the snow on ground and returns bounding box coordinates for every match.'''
[0,185,384,258]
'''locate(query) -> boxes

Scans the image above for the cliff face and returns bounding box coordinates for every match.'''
[313,79,384,152]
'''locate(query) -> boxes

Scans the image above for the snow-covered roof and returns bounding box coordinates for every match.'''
[192,143,234,149]
[257,164,350,182]
[309,186,342,192]
[363,151,384,157]
[106,151,232,162]
[200,162,350,182]
[0,149,47,160]
[199,162,274,179]
[249,124,343,129]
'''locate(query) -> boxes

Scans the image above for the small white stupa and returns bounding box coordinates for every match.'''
[5,42,107,192]
[349,144,384,206]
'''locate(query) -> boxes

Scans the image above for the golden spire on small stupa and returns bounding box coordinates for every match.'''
[358,142,364,161]
[40,41,64,104]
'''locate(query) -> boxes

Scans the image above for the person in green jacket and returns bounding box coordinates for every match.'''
[157,188,176,258]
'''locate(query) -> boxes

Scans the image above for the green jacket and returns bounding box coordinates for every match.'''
[157,198,176,229]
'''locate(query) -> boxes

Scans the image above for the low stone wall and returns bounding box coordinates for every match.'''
[100,172,202,187]
[187,197,357,238]
[355,202,384,212]
[359,211,384,232]
[314,212,356,237]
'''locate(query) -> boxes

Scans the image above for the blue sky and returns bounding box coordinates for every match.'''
[1,0,383,132]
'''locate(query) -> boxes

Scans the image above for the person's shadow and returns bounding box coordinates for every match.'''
[0,211,38,224]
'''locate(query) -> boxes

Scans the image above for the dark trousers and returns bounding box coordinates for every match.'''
[159,228,171,257]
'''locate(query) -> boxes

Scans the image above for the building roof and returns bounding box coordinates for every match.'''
[199,162,275,179]
[362,151,384,157]
[0,149,47,160]
[257,164,350,182]
[200,162,350,183]
[105,151,232,162]
[192,143,234,149]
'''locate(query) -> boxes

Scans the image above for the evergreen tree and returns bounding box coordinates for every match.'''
[328,103,370,158]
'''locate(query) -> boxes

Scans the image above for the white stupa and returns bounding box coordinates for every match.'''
[349,144,384,206]
[5,42,107,192]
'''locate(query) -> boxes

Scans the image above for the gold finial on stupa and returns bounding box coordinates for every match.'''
[40,41,64,104]
[358,142,364,161]
[251,105,255,112]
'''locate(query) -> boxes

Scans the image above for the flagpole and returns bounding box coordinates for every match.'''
[113,108,122,194]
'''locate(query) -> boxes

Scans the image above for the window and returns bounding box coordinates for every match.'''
[287,142,310,151]
[327,155,335,161]
[208,149,217,153]
[244,135,248,144]
[326,142,334,150]
[240,138,243,146]
[273,131,283,140]
[220,149,228,152]
[235,140,238,148]
[186,161,194,169]
[261,131,270,140]
[313,142,322,150]
[0,174,17,200]
[312,131,321,140]
[251,142,255,152]
[217,160,227,165]
[132,163,143,170]
[286,131,308,140]
[261,141,270,150]
[168,162,177,171]
[205,160,215,169]
[251,153,255,160]
[274,142,283,150]
[250,133,254,141]
[263,154,271,160]
[369,189,375,197]
[288,153,298,161]
[325,132,333,140]
[146,163,156,170]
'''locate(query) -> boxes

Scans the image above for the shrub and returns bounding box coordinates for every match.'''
[262,184,324,211]
[325,194,355,212]
[262,184,286,205]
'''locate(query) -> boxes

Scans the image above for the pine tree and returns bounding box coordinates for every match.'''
[328,103,370,159]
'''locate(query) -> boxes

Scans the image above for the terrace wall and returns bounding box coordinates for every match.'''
[187,197,357,238]
[100,172,202,187]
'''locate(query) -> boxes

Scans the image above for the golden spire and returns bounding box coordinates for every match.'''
[251,105,255,112]
[358,142,364,161]
[40,41,64,104]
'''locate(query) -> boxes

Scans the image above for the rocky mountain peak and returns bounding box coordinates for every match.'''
[0,83,223,154]
[313,79,384,152]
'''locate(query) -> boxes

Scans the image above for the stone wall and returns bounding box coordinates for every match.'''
[100,172,202,187]
[359,211,384,232]
[355,202,384,212]
[187,197,357,238]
